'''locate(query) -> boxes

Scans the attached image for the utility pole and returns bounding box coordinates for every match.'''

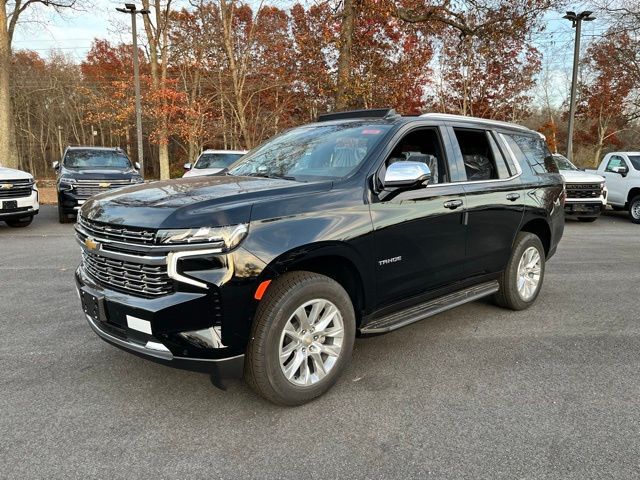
[116,3,149,178]
[563,10,596,162]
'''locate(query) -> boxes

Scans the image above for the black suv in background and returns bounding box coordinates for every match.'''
[54,146,143,223]
[74,110,564,405]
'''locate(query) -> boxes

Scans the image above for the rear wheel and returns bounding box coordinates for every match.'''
[577,217,598,223]
[629,196,640,224]
[245,271,355,406]
[495,232,545,311]
[5,215,33,228]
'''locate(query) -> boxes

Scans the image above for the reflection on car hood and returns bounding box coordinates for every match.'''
[183,168,224,178]
[81,175,332,229]
[560,170,605,184]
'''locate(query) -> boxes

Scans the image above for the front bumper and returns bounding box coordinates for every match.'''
[58,190,88,214]
[75,267,245,379]
[0,190,39,219]
[564,200,605,217]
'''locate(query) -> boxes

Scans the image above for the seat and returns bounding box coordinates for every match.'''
[463,154,494,181]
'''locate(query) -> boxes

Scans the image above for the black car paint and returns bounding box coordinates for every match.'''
[75,116,564,379]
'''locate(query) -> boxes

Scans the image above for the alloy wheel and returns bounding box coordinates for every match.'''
[516,246,542,301]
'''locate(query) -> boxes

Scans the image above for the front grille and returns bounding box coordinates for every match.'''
[566,183,602,199]
[0,179,33,199]
[81,250,173,298]
[74,180,132,198]
[78,216,156,245]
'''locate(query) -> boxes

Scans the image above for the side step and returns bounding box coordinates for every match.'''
[359,281,499,334]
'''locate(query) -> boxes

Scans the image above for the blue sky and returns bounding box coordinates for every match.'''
[11,1,611,109]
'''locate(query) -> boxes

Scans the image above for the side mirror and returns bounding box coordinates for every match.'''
[383,161,431,189]
[135,162,141,170]
[184,162,192,171]
[612,166,628,177]
[52,161,60,172]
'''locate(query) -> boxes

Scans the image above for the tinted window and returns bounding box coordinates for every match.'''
[229,123,392,181]
[628,156,640,170]
[63,149,131,169]
[503,134,558,174]
[606,155,628,172]
[453,128,500,181]
[195,153,244,169]
[385,128,448,184]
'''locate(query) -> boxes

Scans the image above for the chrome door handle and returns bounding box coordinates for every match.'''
[506,193,521,201]
[443,199,463,210]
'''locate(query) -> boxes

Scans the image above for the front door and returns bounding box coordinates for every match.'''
[370,126,467,308]
[601,155,629,205]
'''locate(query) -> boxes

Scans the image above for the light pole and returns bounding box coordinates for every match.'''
[563,10,596,162]
[116,3,149,178]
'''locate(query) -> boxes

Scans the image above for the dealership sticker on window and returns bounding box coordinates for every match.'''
[362,129,382,135]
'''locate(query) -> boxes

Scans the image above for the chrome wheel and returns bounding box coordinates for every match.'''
[631,199,640,220]
[516,246,542,301]
[279,299,344,387]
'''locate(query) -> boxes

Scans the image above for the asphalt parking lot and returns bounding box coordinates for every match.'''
[1,206,639,479]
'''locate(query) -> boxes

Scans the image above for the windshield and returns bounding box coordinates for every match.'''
[64,149,131,169]
[228,122,392,181]
[628,155,640,170]
[195,152,244,169]
[553,154,578,171]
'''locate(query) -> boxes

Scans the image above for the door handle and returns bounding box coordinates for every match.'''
[443,199,463,210]
[506,193,521,201]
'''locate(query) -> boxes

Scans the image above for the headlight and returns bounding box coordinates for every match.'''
[58,178,76,191]
[156,223,248,250]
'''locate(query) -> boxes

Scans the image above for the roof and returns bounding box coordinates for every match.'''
[66,146,123,151]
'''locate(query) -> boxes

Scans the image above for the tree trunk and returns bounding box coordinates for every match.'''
[0,3,19,169]
[335,0,355,111]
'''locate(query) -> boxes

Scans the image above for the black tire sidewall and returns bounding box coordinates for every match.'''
[502,233,546,310]
[629,196,640,224]
[251,273,355,405]
[6,215,33,227]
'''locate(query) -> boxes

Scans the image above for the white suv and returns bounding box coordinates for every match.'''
[0,166,39,227]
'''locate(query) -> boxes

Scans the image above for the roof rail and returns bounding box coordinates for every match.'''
[317,108,398,122]
[419,113,532,132]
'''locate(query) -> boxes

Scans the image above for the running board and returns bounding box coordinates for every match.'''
[360,281,499,334]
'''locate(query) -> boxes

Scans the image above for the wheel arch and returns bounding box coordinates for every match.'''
[627,187,640,205]
[519,218,551,257]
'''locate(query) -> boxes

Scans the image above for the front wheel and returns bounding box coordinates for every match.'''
[58,208,73,224]
[629,196,640,224]
[245,271,355,406]
[5,215,33,228]
[495,232,546,310]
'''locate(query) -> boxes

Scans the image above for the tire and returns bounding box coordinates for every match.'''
[494,232,546,311]
[58,208,72,224]
[245,271,356,406]
[5,215,33,228]
[577,217,598,223]
[629,196,640,224]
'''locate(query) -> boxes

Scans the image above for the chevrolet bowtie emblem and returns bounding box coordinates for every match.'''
[0,183,13,190]
[84,237,99,251]
[99,182,111,188]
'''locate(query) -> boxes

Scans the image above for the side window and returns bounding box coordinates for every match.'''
[385,128,448,184]
[453,128,501,181]
[503,133,558,174]
[605,155,627,172]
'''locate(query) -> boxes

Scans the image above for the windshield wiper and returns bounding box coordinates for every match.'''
[242,172,297,181]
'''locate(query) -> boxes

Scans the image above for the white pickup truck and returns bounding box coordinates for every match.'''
[587,152,640,224]
[553,154,607,222]
[0,166,39,227]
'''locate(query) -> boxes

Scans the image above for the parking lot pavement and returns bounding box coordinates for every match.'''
[1,206,639,479]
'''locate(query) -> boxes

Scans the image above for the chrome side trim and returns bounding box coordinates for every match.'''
[85,314,174,361]
[166,248,224,289]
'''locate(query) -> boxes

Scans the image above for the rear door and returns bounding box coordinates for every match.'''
[369,124,467,307]
[446,125,525,278]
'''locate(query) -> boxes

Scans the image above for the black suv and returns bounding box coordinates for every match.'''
[74,110,564,405]
[54,146,143,223]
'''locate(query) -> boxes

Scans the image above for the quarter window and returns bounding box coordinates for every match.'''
[503,134,558,174]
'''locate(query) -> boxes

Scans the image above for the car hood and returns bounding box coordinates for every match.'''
[560,170,605,184]
[183,168,223,178]
[60,168,138,180]
[81,175,333,229]
[0,166,31,180]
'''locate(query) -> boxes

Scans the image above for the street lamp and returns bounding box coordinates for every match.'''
[563,10,596,162]
[116,3,150,178]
